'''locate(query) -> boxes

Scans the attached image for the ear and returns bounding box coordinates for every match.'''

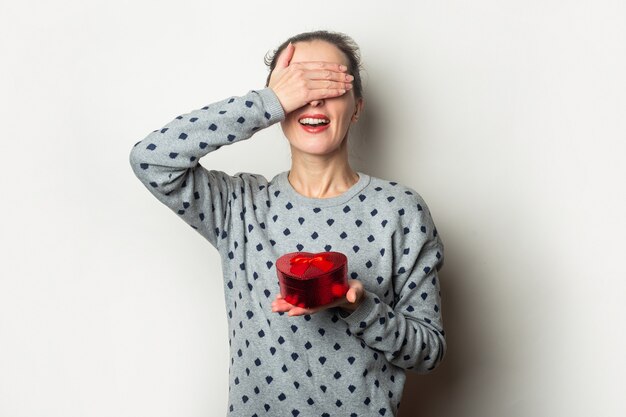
[351,97,365,122]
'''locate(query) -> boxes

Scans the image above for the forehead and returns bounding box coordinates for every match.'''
[288,40,349,66]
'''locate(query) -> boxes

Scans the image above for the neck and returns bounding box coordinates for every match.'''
[288,146,359,199]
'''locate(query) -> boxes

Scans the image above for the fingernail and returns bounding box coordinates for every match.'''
[339,65,347,71]
[346,74,354,81]
[346,84,353,90]
[340,89,346,94]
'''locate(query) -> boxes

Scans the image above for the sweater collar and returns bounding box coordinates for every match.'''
[275,171,371,208]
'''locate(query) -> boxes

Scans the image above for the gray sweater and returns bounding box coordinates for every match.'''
[129,88,446,417]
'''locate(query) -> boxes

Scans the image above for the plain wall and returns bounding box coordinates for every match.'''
[1,1,625,416]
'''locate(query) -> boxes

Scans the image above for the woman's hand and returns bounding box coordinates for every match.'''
[268,42,354,114]
[271,279,365,317]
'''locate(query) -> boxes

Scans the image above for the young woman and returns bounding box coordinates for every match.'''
[130,30,445,417]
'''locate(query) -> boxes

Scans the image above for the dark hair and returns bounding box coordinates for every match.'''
[264,30,363,99]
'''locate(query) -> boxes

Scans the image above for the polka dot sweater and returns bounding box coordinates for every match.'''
[129,88,446,417]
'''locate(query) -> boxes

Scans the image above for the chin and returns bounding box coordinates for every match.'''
[284,124,350,157]
[290,139,346,157]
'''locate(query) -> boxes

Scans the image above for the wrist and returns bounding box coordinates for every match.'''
[269,87,292,114]
[258,88,287,122]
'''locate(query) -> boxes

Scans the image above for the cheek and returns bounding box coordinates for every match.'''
[341,98,357,122]
[280,116,298,133]
[339,106,357,128]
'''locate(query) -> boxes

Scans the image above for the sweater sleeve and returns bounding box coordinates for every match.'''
[339,195,446,373]
[129,88,284,249]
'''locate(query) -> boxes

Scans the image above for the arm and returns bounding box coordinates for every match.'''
[129,44,353,249]
[340,198,446,373]
[129,88,284,248]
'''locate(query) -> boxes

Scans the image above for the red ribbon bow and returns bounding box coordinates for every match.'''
[289,254,334,276]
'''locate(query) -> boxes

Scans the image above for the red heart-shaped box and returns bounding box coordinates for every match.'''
[276,251,349,308]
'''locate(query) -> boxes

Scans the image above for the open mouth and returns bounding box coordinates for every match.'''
[298,117,330,127]
[298,114,331,133]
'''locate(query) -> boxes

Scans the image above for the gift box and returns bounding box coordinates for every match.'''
[276,252,349,308]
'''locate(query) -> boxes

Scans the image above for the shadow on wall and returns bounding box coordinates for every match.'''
[349,88,490,417]
[398,261,483,417]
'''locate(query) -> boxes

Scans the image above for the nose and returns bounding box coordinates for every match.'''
[309,99,325,107]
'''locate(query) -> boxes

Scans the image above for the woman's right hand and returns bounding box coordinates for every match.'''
[268,42,354,114]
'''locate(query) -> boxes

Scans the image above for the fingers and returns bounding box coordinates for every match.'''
[271,280,364,317]
[293,61,348,73]
[271,297,314,316]
[287,306,314,316]
[271,296,291,313]
[346,280,364,304]
[307,79,352,89]
[346,288,358,304]
[298,66,353,101]
[276,42,295,70]
[302,75,353,103]
[269,57,353,114]
[303,70,353,84]
[270,294,331,317]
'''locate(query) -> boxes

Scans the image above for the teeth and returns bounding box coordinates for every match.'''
[299,118,329,125]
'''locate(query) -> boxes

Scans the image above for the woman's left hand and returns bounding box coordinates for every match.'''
[271,279,365,317]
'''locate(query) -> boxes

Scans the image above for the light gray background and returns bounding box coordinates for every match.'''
[1,1,625,416]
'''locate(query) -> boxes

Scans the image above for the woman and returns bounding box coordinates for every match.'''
[130,30,445,417]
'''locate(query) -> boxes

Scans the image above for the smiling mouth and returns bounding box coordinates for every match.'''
[298,117,330,127]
